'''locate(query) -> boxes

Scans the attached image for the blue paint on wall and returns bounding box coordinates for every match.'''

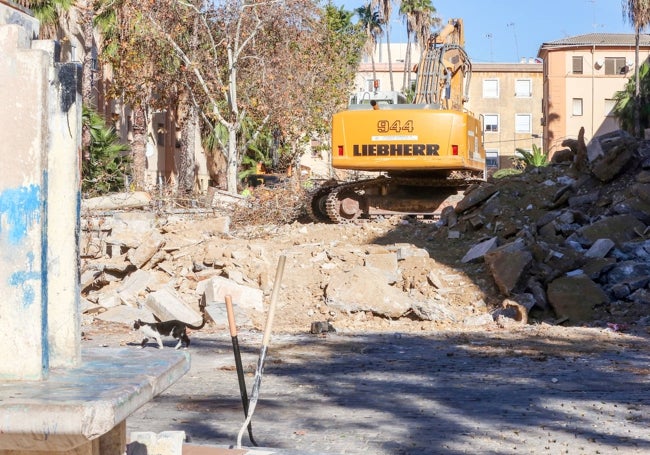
[0,184,41,245]
[41,172,49,372]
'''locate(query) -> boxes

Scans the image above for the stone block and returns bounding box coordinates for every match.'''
[326,266,412,318]
[128,431,185,455]
[201,276,264,313]
[364,253,399,284]
[127,231,165,268]
[585,238,615,259]
[95,305,155,325]
[485,245,532,296]
[461,237,498,263]
[145,288,202,325]
[577,214,645,247]
[547,274,609,322]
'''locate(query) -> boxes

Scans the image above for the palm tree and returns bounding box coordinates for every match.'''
[373,0,394,91]
[355,3,383,90]
[399,0,437,94]
[622,0,650,138]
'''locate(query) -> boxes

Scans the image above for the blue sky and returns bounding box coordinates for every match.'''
[332,0,636,62]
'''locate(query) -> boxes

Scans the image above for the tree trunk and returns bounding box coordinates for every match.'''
[634,28,641,138]
[80,0,94,163]
[178,103,197,196]
[131,104,147,190]
[386,30,394,91]
[226,125,239,193]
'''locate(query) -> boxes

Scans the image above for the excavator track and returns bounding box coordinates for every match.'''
[310,173,484,224]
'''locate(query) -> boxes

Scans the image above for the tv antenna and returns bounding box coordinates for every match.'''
[486,33,494,62]
[507,22,520,62]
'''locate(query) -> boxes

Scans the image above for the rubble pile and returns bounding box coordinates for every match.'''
[444,130,650,326]
[80,129,650,334]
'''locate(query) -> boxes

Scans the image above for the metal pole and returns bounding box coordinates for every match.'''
[236,255,286,449]
[225,295,257,446]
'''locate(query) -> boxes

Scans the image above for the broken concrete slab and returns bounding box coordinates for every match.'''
[127,231,166,269]
[588,130,635,182]
[145,288,202,325]
[461,237,498,263]
[200,276,264,314]
[364,253,399,284]
[325,266,412,318]
[82,191,152,211]
[576,214,645,247]
[585,238,615,259]
[485,246,533,296]
[94,305,155,325]
[547,274,609,322]
[454,183,498,213]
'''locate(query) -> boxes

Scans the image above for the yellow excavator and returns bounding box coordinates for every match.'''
[308,18,485,223]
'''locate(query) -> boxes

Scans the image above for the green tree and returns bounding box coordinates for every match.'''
[355,3,383,88]
[613,61,650,132]
[373,0,394,91]
[82,107,131,196]
[622,0,650,137]
[399,0,438,93]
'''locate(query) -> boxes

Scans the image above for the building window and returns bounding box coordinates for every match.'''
[486,149,499,168]
[515,114,532,133]
[604,98,617,117]
[482,79,499,98]
[484,114,499,132]
[572,98,583,116]
[605,57,627,75]
[366,79,380,91]
[515,79,532,97]
[572,56,583,74]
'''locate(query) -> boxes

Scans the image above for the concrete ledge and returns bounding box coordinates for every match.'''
[0,348,189,451]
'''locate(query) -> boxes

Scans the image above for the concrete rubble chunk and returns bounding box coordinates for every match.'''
[144,288,202,325]
[82,191,152,211]
[389,244,430,260]
[587,130,635,182]
[201,275,264,314]
[547,274,609,322]
[585,238,615,259]
[128,431,185,455]
[454,183,499,213]
[127,231,166,269]
[364,253,399,284]
[461,237,498,263]
[95,305,154,325]
[326,266,412,318]
[577,214,645,247]
[485,245,533,296]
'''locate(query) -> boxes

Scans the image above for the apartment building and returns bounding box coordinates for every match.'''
[538,33,650,155]
[467,62,543,170]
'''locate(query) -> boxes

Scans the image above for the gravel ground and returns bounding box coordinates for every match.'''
[84,323,650,454]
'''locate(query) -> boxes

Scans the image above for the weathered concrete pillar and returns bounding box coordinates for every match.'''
[33,38,83,368]
[0,23,51,380]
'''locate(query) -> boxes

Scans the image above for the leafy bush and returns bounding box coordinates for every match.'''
[514,144,548,168]
[82,107,131,196]
[492,168,523,179]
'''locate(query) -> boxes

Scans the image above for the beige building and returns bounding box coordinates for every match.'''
[538,34,650,155]
[468,62,544,169]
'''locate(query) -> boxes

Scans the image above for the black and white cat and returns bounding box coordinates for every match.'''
[133,313,207,349]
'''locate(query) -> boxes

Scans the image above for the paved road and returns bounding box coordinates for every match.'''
[94,326,650,454]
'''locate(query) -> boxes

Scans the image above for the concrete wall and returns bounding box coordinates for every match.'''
[0,4,81,379]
